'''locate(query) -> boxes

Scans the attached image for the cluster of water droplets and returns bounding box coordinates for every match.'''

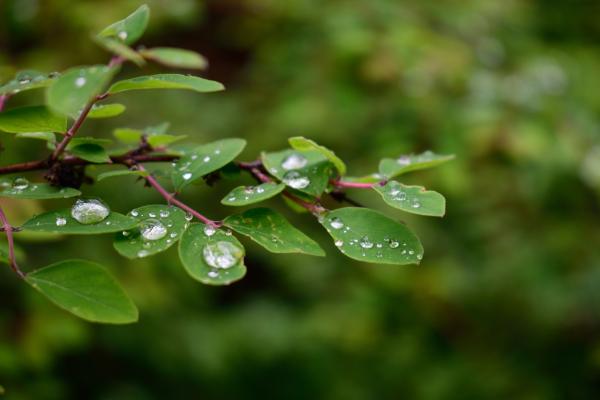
[69,199,110,225]
[122,207,181,258]
[178,147,222,181]
[397,151,436,166]
[388,184,420,209]
[226,185,267,203]
[280,153,311,189]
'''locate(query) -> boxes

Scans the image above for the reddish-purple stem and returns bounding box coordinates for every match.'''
[0,205,25,278]
[0,94,8,112]
[137,164,221,227]
[331,179,377,189]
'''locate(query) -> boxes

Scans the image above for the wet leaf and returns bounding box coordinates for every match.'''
[373,181,446,217]
[379,151,455,179]
[0,106,66,134]
[140,47,207,69]
[97,4,150,45]
[109,74,224,95]
[0,182,80,199]
[88,103,126,119]
[289,136,347,175]
[22,209,138,234]
[221,182,285,206]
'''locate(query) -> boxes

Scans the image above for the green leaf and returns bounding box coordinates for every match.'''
[69,143,111,163]
[0,182,80,199]
[224,208,325,256]
[22,209,138,234]
[261,149,335,197]
[108,74,224,95]
[0,106,67,134]
[97,4,150,45]
[97,169,147,182]
[94,37,145,66]
[68,137,113,147]
[319,207,423,265]
[26,259,138,324]
[15,132,57,146]
[88,103,126,119]
[140,47,208,69]
[0,70,59,96]
[114,205,187,259]
[47,65,116,118]
[172,138,247,190]
[378,151,455,179]
[289,136,347,176]
[178,223,246,285]
[221,182,285,206]
[373,181,446,217]
[114,126,186,148]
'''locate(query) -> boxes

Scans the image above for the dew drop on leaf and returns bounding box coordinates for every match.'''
[70,199,110,224]
[203,225,216,237]
[12,177,29,190]
[283,170,310,189]
[182,172,192,180]
[281,153,307,170]
[202,241,243,269]
[55,217,67,226]
[140,219,167,241]
[329,217,344,230]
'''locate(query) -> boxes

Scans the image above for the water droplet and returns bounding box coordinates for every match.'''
[282,171,310,189]
[202,241,243,269]
[243,187,255,194]
[140,219,167,241]
[159,210,170,218]
[281,153,307,170]
[412,201,421,209]
[18,77,31,84]
[122,231,130,236]
[329,217,344,230]
[130,210,139,217]
[204,225,216,237]
[208,270,219,278]
[256,187,265,194]
[397,155,411,166]
[417,254,423,260]
[55,217,67,226]
[376,243,383,248]
[148,212,156,218]
[182,172,192,180]
[118,31,128,40]
[227,197,236,202]
[203,156,211,162]
[334,239,344,247]
[169,232,178,238]
[12,177,29,190]
[389,240,400,249]
[137,250,149,258]
[185,213,193,221]
[71,199,110,224]
[75,77,86,87]
[408,250,415,255]
[359,236,374,249]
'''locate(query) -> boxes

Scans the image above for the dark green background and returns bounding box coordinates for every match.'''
[1,0,600,398]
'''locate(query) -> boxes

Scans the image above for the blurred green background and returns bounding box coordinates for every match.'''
[2,0,600,398]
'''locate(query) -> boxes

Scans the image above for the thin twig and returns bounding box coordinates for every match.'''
[136,164,221,227]
[0,205,25,278]
[0,94,9,112]
[330,179,377,189]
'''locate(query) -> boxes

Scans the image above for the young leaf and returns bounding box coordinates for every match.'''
[26,259,138,324]
[22,209,138,234]
[378,151,455,179]
[97,4,150,45]
[97,169,147,182]
[261,149,335,197]
[373,181,446,217]
[221,182,285,206]
[88,103,126,119]
[15,132,56,146]
[94,37,145,66]
[47,65,116,118]
[171,138,247,190]
[224,208,325,256]
[0,106,66,134]
[114,205,187,259]
[108,74,224,95]
[69,143,111,163]
[320,207,423,265]
[68,137,113,147]
[0,70,59,96]
[288,136,347,176]
[0,182,80,200]
[140,47,208,69]
[178,223,246,285]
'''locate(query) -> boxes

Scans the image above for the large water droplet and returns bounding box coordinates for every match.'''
[329,217,344,230]
[140,219,167,241]
[281,153,307,170]
[202,241,243,269]
[71,199,110,224]
[282,171,310,189]
[12,177,29,190]
[359,236,374,249]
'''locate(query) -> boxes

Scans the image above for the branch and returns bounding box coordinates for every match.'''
[0,205,25,278]
[330,179,378,189]
[135,164,221,227]
[0,94,9,112]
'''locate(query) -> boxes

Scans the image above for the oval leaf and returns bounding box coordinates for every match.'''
[26,259,138,324]
[97,4,150,45]
[94,37,145,66]
[114,205,187,259]
[22,209,138,234]
[373,181,446,217]
[378,151,455,179]
[221,182,285,206]
[47,65,116,118]
[288,136,347,175]
[224,208,325,256]
[0,70,58,96]
[172,138,246,191]
[261,149,335,197]
[69,143,111,163]
[88,103,126,119]
[178,223,246,285]
[0,106,66,134]
[108,74,224,95]
[320,207,423,265]
[140,47,208,69]
[97,169,147,182]
[0,182,80,199]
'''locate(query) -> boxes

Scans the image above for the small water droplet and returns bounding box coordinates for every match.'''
[140,219,167,241]
[159,210,170,218]
[397,155,411,166]
[334,239,344,247]
[417,254,423,260]
[389,240,400,249]
[118,31,128,40]
[137,250,149,258]
[122,231,130,236]
[208,270,219,278]
[204,225,216,237]
[130,210,139,217]
[55,217,67,226]
[75,77,86,87]
[182,172,192,180]
[71,199,110,224]
[256,186,265,194]
[203,156,211,162]
[282,171,310,189]
[12,177,29,190]
[185,213,193,221]
[281,153,307,170]
[359,236,374,249]
[202,241,243,269]
[169,232,178,238]
[329,217,344,230]
[148,212,156,218]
